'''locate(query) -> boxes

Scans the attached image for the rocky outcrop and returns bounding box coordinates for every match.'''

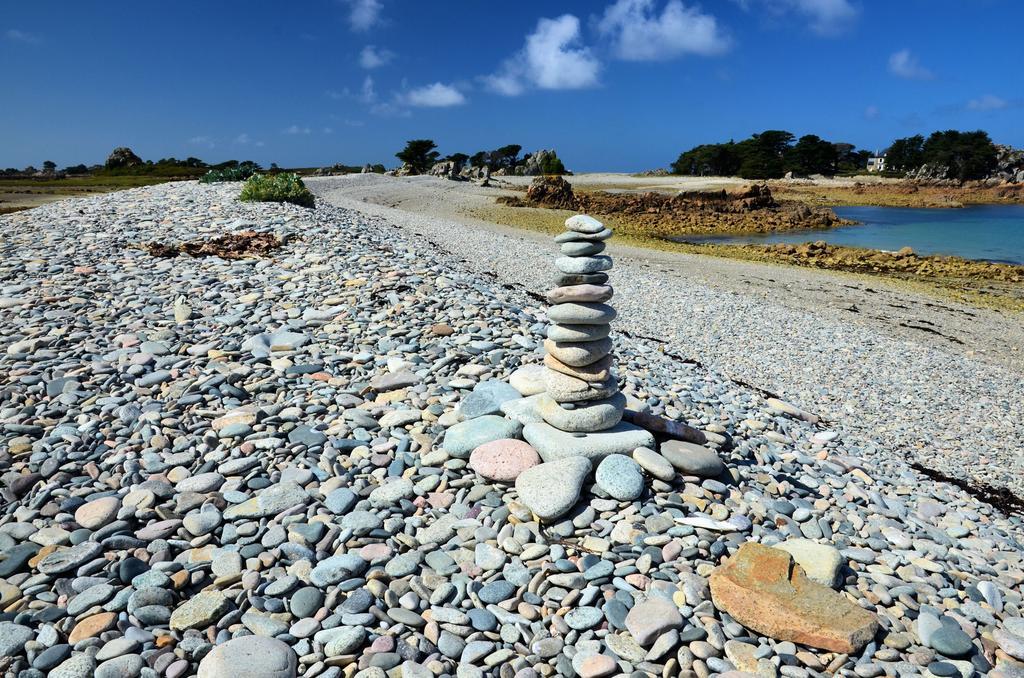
[516,149,559,176]
[709,542,879,653]
[524,176,577,209]
[427,160,465,181]
[105,147,142,169]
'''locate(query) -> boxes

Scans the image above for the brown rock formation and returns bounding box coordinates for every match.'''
[709,542,879,653]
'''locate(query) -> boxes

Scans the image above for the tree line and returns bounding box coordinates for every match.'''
[396,140,565,174]
[671,129,999,181]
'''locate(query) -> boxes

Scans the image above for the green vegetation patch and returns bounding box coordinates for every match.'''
[200,162,260,184]
[239,173,315,208]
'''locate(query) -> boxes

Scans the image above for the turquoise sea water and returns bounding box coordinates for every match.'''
[678,205,1024,265]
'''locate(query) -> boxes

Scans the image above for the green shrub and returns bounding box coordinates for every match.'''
[239,173,315,208]
[200,163,259,183]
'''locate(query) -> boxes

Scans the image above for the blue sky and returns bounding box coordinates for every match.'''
[3,0,1022,171]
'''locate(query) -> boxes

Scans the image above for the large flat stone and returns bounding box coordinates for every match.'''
[555,255,612,275]
[198,635,297,678]
[554,228,613,243]
[515,456,591,522]
[547,284,612,304]
[544,338,612,367]
[709,542,879,653]
[660,440,724,478]
[565,215,606,233]
[545,353,613,382]
[547,323,610,343]
[544,368,618,403]
[538,392,624,432]
[523,422,655,463]
[774,539,844,589]
[442,416,523,459]
[548,302,616,325]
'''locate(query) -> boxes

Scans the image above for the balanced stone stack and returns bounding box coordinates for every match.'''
[523,215,654,461]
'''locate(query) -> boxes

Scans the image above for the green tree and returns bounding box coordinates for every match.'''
[396,139,439,173]
[539,152,566,175]
[671,143,741,176]
[469,151,488,168]
[489,144,522,171]
[922,130,997,181]
[42,160,57,172]
[445,152,470,169]
[737,130,795,179]
[786,135,838,175]
[885,135,925,173]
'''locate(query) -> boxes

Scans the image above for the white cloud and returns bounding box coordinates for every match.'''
[343,0,383,31]
[888,49,933,80]
[967,94,1007,112]
[359,45,395,69]
[5,29,40,44]
[784,0,857,35]
[404,82,466,107]
[484,15,600,96]
[283,125,312,135]
[189,136,215,148]
[863,105,879,120]
[325,89,346,100]
[323,127,335,134]
[598,0,729,60]
[360,76,376,103]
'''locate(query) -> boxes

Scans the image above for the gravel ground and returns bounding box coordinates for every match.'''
[2,181,1024,678]
[310,174,1024,496]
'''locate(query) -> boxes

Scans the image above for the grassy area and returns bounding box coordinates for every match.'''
[469,201,1024,313]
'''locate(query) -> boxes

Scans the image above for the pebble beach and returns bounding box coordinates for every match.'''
[2,180,1024,678]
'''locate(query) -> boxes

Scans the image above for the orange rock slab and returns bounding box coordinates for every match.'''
[709,542,879,653]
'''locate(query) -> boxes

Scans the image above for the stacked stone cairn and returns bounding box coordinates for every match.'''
[521,215,654,462]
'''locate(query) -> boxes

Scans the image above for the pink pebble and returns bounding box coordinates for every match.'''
[469,439,540,482]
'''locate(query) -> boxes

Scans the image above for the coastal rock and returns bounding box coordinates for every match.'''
[709,542,879,653]
[565,215,607,234]
[442,415,523,458]
[538,392,625,432]
[547,283,613,304]
[546,323,611,343]
[515,456,591,521]
[548,302,617,325]
[544,369,618,402]
[625,596,683,645]
[555,255,613,275]
[774,539,844,589]
[457,379,522,419]
[595,454,645,501]
[544,353,613,382]
[198,636,298,678]
[523,421,654,462]
[660,440,724,477]
[509,364,546,396]
[469,439,541,482]
[559,241,606,258]
[544,338,613,367]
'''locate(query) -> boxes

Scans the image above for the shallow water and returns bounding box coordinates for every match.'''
[679,204,1024,264]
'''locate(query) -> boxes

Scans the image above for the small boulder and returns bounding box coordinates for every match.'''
[515,456,591,522]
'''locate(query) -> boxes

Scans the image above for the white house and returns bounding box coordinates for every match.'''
[867,156,886,172]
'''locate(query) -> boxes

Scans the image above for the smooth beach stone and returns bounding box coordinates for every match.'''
[565,214,606,234]
[509,364,546,396]
[595,454,645,501]
[538,392,625,432]
[515,456,592,522]
[544,353,613,382]
[547,283,613,304]
[547,323,611,343]
[625,597,683,645]
[544,368,618,403]
[548,302,617,325]
[560,241,606,257]
[660,440,724,478]
[442,416,523,459]
[469,439,541,482]
[74,496,121,529]
[456,379,523,420]
[632,447,675,481]
[774,539,844,589]
[554,228,613,243]
[555,256,613,275]
[523,421,655,463]
[197,635,298,678]
[544,338,613,367]
[553,272,609,287]
[500,393,547,425]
